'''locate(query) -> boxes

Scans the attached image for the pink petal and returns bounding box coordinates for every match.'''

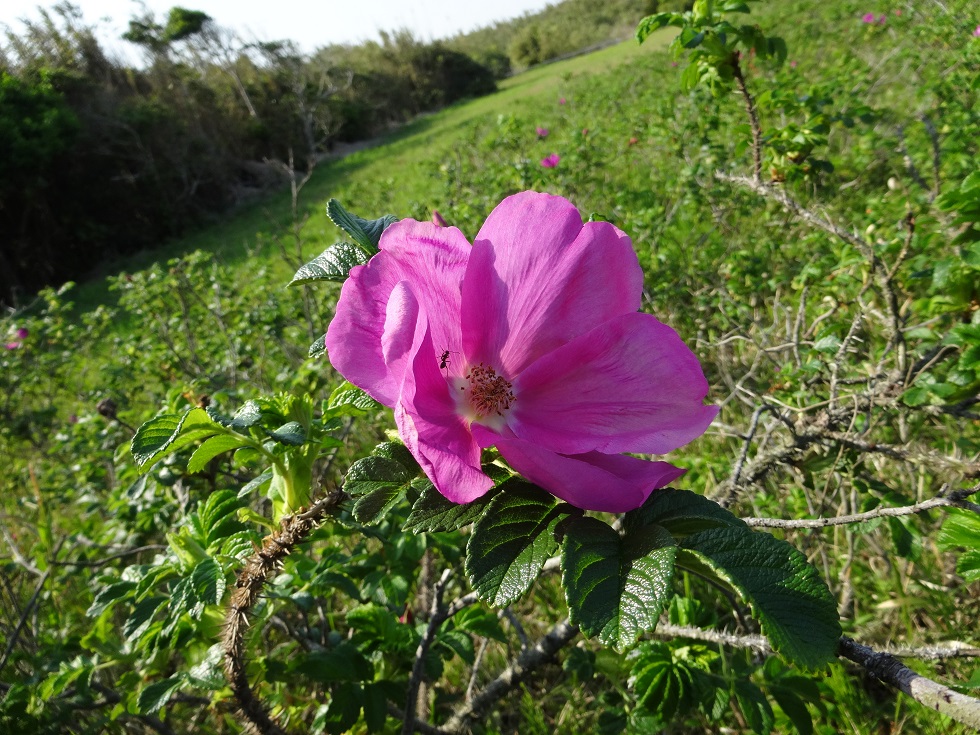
[326,220,471,405]
[385,283,493,504]
[494,437,685,512]
[511,312,718,455]
[461,192,642,376]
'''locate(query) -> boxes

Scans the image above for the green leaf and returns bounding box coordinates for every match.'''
[635,13,675,44]
[345,455,414,495]
[290,242,369,287]
[733,679,775,734]
[123,595,168,640]
[136,674,185,714]
[625,488,745,539]
[131,408,217,472]
[87,581,136,617]
[628,642,698,722]
[291,642,374,682]
[769,685,813,735]
[190,557,226,607]
[309,335,327,359]
[268,421,306,445]
[187,434,247,474]
[187,644,226,689]
[326,383,382,416]
[326,199,396,255]
[206,400,262,430]
[466,482,569,606]
[404,482,497,533]
[678,527,841,669]
[562,518,677,651]
[352,485,406,525]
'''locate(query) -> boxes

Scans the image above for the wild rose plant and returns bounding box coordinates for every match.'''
[326,192,716,512]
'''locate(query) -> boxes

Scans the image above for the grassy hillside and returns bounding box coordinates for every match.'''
[2,1,979,733]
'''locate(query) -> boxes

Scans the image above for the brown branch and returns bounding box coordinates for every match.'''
[744,488,980,529]
[838,637,980,729]
[402,571,480,735]
[222,488,345,735]
[442,619,579,734]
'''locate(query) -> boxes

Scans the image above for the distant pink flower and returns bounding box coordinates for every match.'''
[540,153,560,168]
[68,414,79,425]
[628,137,639,146]
[894,8,901,15]
[325,192,717,511]
[789,60,798,68]
[558,97,566,105]
[581,128,589,137]
[432,210,449,227]
[862,12,876,22]
[878,14,886,23]
[16,328,28,340]
[4,342,20,350]
[671,61,678,67]
[974,25,980,37]
[536,126,549,139]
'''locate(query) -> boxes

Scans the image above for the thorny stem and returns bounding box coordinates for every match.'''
[222,488,345,735]
[732,53,764,182]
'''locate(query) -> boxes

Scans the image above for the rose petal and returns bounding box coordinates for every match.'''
[461,192,642,376]
[386,283,493,504]
[326,220,470,405]
[494,436,685,513]
[511,312,718,455]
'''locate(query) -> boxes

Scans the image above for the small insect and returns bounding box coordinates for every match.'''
[439,349,452,371]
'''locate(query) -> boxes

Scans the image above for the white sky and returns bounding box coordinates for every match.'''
[1,0,556,59]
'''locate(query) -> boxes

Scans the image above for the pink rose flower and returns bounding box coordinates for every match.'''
[4,342,20,350]
[325,192,717,512]
[16,327,28,340]
[536,126,549,139]
[862,12,875,22]
[540,153,560,168]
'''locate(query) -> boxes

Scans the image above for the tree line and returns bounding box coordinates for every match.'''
[0,1,671,306]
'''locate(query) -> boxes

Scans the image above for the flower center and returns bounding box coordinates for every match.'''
[460,362,515,422]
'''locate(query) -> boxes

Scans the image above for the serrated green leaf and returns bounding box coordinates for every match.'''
[628,642,698,722]
[190,557,226,607]
[136,675,185,714]
[131,408,217,472]
[403,483,497,533]
[345,456,414,495]
[562,518,677,651]
[187,434,247,474]
[466,482,569,606]
[289,242,369,286]
[678,527,841,669]
[326,382,382,415]
[268,421,306,445]
[624,488,745,538]
[239,469,273,498]
[326,198,396,255]
[352,485,407,525]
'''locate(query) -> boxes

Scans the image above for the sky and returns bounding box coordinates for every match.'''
[1,0,557,59]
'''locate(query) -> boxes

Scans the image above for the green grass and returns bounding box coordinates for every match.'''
[72,29,674,313]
